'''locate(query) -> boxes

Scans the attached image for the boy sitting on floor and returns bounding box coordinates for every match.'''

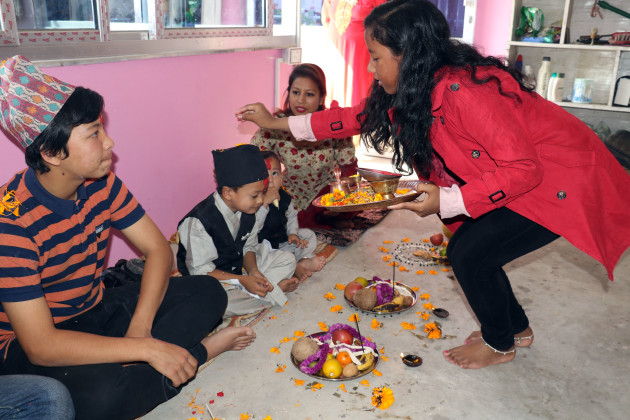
[257,151,326,281]
[177,145,299,317]
[0,56,255,420]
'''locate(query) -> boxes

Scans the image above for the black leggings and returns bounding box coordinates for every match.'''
[0,276,226,420]
[447,207,559,351]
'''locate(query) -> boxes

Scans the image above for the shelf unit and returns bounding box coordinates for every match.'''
[507,0,630,114]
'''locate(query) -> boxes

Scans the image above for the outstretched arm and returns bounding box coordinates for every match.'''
[236,103,289,131]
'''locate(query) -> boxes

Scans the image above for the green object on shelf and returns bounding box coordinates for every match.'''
[597,1,630,19]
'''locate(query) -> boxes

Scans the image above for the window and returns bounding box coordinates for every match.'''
[428,0,476,43]
[0,0,299,63]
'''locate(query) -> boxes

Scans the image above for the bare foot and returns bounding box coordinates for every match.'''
[465,326,534,348]
[298,256,326,273]
[443,340,515,369]
[201,326,256,361]
[278,276,299,292]
[294,264,312,283]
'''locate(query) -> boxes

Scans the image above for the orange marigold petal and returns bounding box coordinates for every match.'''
[349,313,359,322]
[372,369,383,376]
[294,379,305,386]
[330,305,343,312]
[429,270,438,275]
[270,347,280,353]
[338,383,347,392]
[415,270,425,275]
[318,322,329,331]
[401,322,416,330]
[360,379,370,387]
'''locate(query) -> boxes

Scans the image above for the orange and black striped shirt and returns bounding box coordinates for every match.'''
[0,168,144,355]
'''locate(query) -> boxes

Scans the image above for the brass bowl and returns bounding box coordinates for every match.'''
[357,168,402,182]
[369,178,400,200]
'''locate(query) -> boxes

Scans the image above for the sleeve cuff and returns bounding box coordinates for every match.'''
[288,114,317,142]
[439,185,470,219]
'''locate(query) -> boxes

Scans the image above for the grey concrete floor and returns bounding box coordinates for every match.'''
[145,210,630,420]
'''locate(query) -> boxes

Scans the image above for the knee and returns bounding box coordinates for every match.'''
[188,275,228,310]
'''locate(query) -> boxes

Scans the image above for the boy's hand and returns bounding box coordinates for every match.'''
[288,234,308,249]
[263,187,281,207]
[146,338,198,387]
[240,271,273,297]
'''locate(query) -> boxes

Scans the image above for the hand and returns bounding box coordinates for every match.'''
[388,183,440,217]
[235,103,278,129]
[240,272,273,297]
[263,187,281,207]
[145,338,198,387]
[288,234,308,248]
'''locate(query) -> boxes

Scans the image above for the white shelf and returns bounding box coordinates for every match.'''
[507,0,630,114]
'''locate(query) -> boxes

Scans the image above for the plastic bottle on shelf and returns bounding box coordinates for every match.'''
[523,64,536,89]
[547,72,565,102]
[535,57,552,99]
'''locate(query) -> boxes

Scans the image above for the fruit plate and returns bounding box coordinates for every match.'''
[312,180,423,213]
[290,332,379,381]
[345,281,417,315]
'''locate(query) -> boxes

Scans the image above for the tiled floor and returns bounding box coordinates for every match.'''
[144,209,630,420]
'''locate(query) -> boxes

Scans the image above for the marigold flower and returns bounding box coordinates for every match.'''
[424,322,442,339]
[371,386,395,410]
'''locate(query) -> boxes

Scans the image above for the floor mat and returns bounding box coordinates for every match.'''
[312,208,390,247]
[198,307,270,372]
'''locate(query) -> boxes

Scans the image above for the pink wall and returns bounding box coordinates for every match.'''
[473,0,512,58]
[1,50,282,264]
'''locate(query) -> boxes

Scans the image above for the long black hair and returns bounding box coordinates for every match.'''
[359,0,533,177]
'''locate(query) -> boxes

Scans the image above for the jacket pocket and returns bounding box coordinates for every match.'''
[540,144,597,167]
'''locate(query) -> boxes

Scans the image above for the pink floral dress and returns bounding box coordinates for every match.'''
[250,113,357,211]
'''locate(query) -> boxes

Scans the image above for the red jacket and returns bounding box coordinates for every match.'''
[311,67,630,280]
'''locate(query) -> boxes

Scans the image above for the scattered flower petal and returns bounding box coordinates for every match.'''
[279,337,291,343]
[378,247,389,252]
[335,283,345,290]
[371,319,382,330]
[423,303,435,310]
[271,315,277,319]
[422,238,430,242]
[294,379,305,386]
[381,355,389,361]
[420,293,431,300]
[429,270,439,275]
[441,268,450,272]
[217,392,224,397]
[372,369,383,376]
[330,305,343,312]
[349,313,360,322]
[323,293,336,300]
[383,255,392,262]
[318,322,329,331]
[401,322,416,330]
[338,384,347,392]
[371,386,395,410]
[379,346,386,354]
[415,270,425,275]
[276,364,286,372]
[360,379,370,387]
[240,414,250,420]
[419,312,430,320]
[411,286,420,292]
[294,330,305,337]
[270,347,280,354]
[399,265,409,272]
[263,416,272,420]
[383,240,394,244]
[401,238,410,242]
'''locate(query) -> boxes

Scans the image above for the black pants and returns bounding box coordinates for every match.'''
[0,276,226,420]
[447,207,559,351]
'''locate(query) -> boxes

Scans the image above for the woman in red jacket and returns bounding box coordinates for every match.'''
[237,0,630,370]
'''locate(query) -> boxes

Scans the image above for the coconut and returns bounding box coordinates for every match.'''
[353,287,378,311]
[291,337,319,362]
[342,362,359,378]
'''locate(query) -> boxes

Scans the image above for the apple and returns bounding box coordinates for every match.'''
[332,329,353,345]
[354,276,369,287]
[430,233,444,246]
[344,280,363,302]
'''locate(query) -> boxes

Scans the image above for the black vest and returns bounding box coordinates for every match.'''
[176,194,255,276]
[258,189,291,249]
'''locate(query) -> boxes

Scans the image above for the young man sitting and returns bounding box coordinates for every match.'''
[0,55,255,420]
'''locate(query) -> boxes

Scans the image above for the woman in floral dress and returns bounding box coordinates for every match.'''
[250,64,357,228]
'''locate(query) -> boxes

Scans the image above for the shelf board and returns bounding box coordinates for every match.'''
[509,42,630,52]
[553,101,630,112]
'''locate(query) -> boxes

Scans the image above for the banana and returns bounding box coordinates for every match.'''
[357,352,375,371]
[392,296,404,306]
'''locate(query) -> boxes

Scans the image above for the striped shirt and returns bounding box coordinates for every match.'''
[0,168,144,356]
